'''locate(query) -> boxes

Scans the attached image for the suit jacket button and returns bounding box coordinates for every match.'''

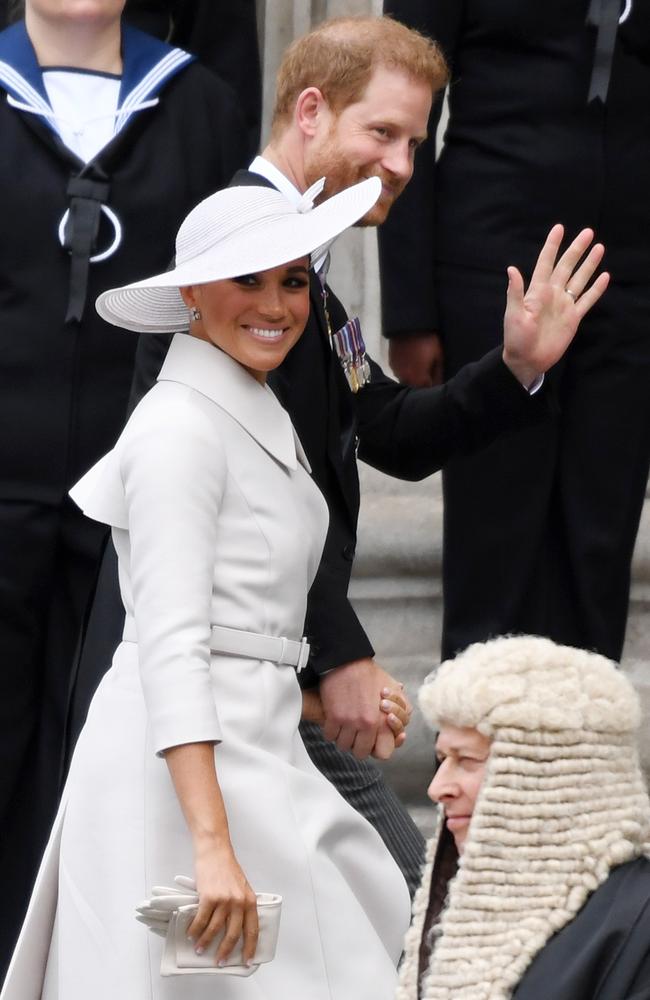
[342,544,355,561]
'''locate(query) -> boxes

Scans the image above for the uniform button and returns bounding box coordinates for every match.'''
[342,544,356,561]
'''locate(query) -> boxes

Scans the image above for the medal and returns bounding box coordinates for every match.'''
[332,316,371,393]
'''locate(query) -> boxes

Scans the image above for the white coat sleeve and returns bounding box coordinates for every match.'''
[120,392,227,756]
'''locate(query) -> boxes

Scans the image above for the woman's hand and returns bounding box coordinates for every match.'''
[301,687,326,723]
[502,224,610,388]
[164,742,258,965]
[377,686,411,754]
[188,838,259,966]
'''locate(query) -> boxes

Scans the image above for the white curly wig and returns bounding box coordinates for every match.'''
[397,636,650,1000]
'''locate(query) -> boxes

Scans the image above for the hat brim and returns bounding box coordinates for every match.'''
[96,177,381,334]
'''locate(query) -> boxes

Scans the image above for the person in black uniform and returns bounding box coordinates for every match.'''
[3,0,262,151]
[68,13,608,902]
[379,0,650,663]
[0,0,249,980]
[123,0,261,155]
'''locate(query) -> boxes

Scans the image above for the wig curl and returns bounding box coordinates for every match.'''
[399,636,650,1000]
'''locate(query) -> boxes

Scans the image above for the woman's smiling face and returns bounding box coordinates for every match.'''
[427,725,491,854]
[181,258,311,383]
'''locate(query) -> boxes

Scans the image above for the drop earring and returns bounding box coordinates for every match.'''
[190,307,202,322]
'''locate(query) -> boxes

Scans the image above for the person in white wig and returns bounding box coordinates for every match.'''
[400,635,650,1000]
[1,177,413,1000]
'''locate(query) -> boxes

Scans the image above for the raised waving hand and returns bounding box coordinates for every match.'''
[502,225,609,388]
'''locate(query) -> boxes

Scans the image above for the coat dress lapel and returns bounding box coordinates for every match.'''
[70,334,310,531]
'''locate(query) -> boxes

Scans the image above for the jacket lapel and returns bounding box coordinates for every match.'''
[230,167,359,526]
[313,277,360,524]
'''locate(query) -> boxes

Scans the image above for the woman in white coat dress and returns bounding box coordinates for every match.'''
[0,177,412,1000]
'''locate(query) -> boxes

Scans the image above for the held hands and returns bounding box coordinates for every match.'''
[380,686,411,751]
[503,225,609,387]
[302,683,410,751]
[317,657,412,761]
[301,687,326,724]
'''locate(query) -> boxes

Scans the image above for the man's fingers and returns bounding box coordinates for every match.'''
[551,227,596,288]
[372,728,397,761]
[562,242,605,299]
[334,724,360,753]
[575,271,610,319]
[322,719,342,743]
[506,265,525,308]
[350,728,377,760]
[527,224,564,286]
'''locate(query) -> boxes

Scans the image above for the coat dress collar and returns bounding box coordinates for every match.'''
[70,333,311,531]
[0,20,193,140]
[158,333,311,474]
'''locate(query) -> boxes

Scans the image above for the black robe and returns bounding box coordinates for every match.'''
[417,850,650,999]
[514,856,650,1000]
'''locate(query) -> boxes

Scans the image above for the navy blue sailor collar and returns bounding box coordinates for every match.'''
[0,20,194,140]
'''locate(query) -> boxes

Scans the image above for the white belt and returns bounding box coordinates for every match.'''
[121,619,310,674]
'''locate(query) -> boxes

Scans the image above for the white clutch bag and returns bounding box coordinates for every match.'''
[136,876,282,977]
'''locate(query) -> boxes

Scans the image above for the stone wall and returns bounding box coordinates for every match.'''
[257,0,650,836]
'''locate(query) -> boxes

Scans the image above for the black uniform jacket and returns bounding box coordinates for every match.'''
[514,856,650,1000]
[0,20,247,504]
[123,0,261,156]
[379,0,650,334]
[131,168,554,683]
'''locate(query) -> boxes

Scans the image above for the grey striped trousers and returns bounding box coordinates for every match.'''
[299,721,425,899]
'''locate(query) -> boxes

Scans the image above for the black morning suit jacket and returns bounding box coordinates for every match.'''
[123,167,554,689]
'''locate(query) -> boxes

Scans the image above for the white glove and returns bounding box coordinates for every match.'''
[135,875,198,937]
[136,876,283,977]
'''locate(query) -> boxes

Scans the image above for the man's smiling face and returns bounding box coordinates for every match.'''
[303,65,431,226]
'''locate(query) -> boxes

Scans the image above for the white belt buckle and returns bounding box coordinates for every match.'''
[296,637,310,674]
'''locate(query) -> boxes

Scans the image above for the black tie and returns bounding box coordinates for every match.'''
[586,0,622,103]
[62,170,111,323]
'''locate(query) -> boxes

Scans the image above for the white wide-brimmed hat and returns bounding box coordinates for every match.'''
[96,176,381,334]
